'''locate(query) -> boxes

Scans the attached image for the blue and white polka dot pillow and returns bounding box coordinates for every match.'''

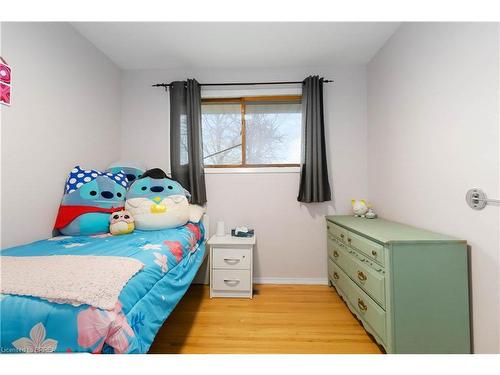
[65,166,129,194]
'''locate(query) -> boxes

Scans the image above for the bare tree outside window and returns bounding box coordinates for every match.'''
[201,96,301,167]
[245,102,301,164]
[180,114,189,165]
[201,103,242,165]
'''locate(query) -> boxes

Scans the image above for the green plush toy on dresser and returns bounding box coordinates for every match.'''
[325,215,471,354]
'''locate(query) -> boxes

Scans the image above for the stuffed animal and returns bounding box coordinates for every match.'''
[106,162,146,184]
[351,199,369,217]
[54,166,128,235]
[125,168,204,230]
[365,207,378,219]
[109,210,135,235]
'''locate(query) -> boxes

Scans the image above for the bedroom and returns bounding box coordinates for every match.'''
[0,0,499,371]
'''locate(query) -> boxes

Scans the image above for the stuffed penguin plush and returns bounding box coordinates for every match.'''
[125,168,204,230]
[109,210,135,235]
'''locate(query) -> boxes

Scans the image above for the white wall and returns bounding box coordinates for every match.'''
[1,23,122,248]
[121,66,368,282]
[0,22,3,249]
[367,23,500,353]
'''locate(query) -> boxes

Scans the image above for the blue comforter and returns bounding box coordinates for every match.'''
[0,223,205,354]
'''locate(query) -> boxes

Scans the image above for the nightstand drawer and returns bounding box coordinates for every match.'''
[213,248,251,269]
[212,270,251,291]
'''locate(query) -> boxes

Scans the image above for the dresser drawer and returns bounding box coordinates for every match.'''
[327,237,338,260]
[213,248,251,270]
[333,263,386,342]
[328,258,339,285]
[212,269,251,291]
[330,241,385,307]
[326,222,348,244]
[330,260,351,296]
[349,279,386,342]
[347,231,385,265]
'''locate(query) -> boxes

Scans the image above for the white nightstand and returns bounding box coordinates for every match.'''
[207,234,256,299]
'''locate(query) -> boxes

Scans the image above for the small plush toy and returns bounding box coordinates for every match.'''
[352,199,369,217]
[125,168,204,230]
[109,210,135,235]
[365,207,378,219]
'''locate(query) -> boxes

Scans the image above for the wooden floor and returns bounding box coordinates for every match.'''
[148,284,384,354]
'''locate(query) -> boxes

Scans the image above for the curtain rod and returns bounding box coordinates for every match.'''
[152,79,333,88]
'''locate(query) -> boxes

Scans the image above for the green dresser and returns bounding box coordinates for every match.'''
[326,215,471,354]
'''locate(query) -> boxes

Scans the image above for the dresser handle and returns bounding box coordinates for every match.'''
[223,258,240,264]
[333,272,339,280]
[333,250,339,258]
[347,238,352,244]
[371,250,377,256]
[357,271,367,282]
[340,234,345,239]
[223,279,240,285]
[357,298,368,311]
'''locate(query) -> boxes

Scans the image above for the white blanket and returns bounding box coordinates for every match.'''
[0,255,144,310]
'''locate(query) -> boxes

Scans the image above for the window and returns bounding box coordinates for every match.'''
[201,96,302,168]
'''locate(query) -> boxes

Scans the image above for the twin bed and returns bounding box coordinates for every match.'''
[0,222,205,354]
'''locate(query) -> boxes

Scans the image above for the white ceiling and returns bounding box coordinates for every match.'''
[71,22,400,70]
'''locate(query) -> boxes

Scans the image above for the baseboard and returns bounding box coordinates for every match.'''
[253,277,328,285]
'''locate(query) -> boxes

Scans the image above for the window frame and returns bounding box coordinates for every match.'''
[201,95,302,168]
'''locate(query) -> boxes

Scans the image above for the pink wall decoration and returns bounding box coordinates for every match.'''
[1,57,12,105]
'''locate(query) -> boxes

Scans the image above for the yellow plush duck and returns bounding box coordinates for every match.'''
[109,210,135,235]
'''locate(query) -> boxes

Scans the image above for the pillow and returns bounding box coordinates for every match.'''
[106,161,146,184]
[54,166,128,236]
[125,168,204,230]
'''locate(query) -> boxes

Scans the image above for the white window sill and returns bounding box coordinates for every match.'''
[204,167,301,174]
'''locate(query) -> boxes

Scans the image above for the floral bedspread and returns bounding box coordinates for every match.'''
[0,222,205,354]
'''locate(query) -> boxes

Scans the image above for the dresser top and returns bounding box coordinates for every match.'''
[326,215,464,244]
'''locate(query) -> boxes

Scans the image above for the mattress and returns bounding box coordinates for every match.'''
[0,222,205,354]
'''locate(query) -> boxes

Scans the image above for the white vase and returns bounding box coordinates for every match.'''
[216,221,225,236]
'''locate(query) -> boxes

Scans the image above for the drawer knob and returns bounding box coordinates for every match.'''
[347,238,352,243]
[333,250,339,258]
[340,234,345,239]
[333,272,339,280]
[371,250,377,256]
[357,271,367,282]
[357,298,368,311]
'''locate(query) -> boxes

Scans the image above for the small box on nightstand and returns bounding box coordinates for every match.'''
[207,234,256,299]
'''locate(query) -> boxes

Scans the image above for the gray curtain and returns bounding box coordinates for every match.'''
[297,76,332,203]
[169,79,207,205]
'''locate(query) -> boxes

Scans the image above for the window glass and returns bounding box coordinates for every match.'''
[201,97,301,167]
[201,103,242,166]
[245,101,301,165]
